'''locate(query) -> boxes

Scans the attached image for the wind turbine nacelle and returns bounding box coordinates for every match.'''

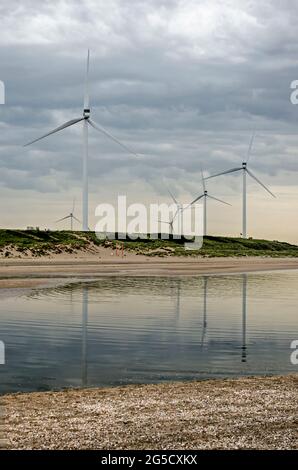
[83,109,91,118]
[242,162,247,169]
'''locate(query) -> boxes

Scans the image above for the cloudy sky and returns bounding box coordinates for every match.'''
[0,0,298,241]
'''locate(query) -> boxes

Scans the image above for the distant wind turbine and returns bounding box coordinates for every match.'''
[205,132,275,239]
[24,50,139,231]
[56,198,81,230]
[159,188,183,235]
[188,167,231,237]
[158,218,175,236]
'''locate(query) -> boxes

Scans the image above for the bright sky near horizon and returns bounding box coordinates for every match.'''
[0,0,298,242]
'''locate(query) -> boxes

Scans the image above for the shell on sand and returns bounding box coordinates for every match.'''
[3,374,298,450]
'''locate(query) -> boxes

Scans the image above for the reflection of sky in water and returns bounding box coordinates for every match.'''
[0,271,297,394]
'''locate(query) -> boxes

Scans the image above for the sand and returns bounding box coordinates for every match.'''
[0,256,298,290]
[2,375,297,450]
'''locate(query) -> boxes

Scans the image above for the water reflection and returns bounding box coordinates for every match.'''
[200,274,247,362]
[242,274,247,363]
[201,277,208,348]
[0,271,297,394]
[81,286,88,387]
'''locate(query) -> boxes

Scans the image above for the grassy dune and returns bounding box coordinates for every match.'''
[0,229,298,258]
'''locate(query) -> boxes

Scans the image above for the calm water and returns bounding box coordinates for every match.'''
[0,271,297,394]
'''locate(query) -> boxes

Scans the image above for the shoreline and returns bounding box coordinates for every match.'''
[3,374,297,450]
[0,257,298,290]
[1,257,297,449]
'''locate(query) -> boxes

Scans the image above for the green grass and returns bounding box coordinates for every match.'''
[0,229,88,256]
[104,235,298,257]
[198,236,298,257]
[0,229,297,258]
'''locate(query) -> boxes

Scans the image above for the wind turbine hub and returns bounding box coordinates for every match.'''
[83,109,90,118]
[204,190,208,195]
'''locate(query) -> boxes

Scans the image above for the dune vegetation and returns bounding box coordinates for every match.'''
[0,229,298,258]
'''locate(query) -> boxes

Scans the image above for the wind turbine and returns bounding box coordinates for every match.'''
[56,198,81,230]
[159,189,183,236]
[189,168,231,237]
[24,50,139,231]
[158,217,175,236]
[205,132,276,239]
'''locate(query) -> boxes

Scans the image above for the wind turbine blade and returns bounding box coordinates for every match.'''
[183,194,204,212]
[246,130,256,163]
[84,49,90,109]
[72,197,76,214]
[246,168,276,198]
[201,166,206,192]
[24,118,84,146]
[88,119,139,157]
[167,188,178,205]
[158,220,170,224]
[56,215,71,223]
[73,216,82,224]
[205,167,242,180]
[189,194,204,205]
[207,194,232,206]
[172,209,179,221]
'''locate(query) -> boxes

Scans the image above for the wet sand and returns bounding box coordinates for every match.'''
[3,374,297,450]
[0,256,298,289]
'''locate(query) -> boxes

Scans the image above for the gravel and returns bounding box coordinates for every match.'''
[2,375,297,450]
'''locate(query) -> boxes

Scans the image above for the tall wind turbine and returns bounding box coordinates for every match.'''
[56,198,81,231]
[205,133,275,239]
[24,50,139,231]
[189,168,231,236]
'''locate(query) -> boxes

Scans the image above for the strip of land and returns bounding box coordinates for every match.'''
[0,230,298,289]
[1,230,298,260]
[3,374,297,450]
[0,257,298,289]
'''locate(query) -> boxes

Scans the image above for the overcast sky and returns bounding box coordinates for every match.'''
[0,0,298,241]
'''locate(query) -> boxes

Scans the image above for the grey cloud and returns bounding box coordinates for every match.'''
[0,0,297,224]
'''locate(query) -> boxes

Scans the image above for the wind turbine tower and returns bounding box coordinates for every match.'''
[25,50,139,231]
[205,133,275,239]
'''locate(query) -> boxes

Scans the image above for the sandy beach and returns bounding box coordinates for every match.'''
[0,256,298,290]
[1,256,297,450]
[2,374,297,450]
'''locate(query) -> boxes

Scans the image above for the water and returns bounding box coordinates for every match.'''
[0,271,297,394]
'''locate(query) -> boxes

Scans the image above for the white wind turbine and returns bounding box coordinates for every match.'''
[56,198,81,231]
[159,189,183,235]
[205,133,276,239]
[188,168,231,236]
[24,50,139,231]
